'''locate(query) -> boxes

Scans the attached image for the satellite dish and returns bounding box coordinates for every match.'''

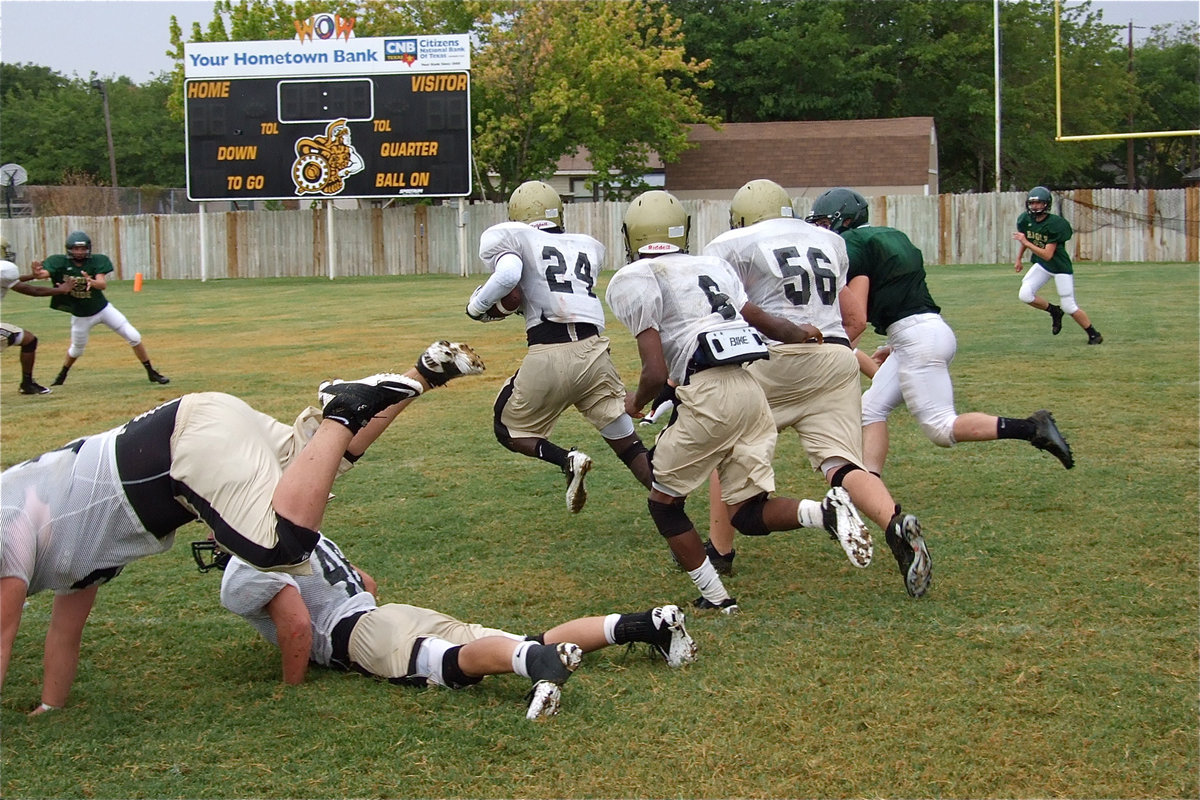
[0,164,28,187]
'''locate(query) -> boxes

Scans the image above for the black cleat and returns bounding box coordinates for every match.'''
[885,513,931,598]
[148,370,170,384]
[704,539,735,576]
[1049,305,1064,335]
[318,373,423,434]
[18,380,51,395]
[1029,409,1074,469]
[692,596,739,615]
[50,370,68,386]
[1087,331,1103,345]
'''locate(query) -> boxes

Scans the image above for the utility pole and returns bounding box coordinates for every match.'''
[91,77,118,189]
[1127,21,1136,189]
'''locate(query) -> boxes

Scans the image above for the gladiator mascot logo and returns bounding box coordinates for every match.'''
[291,119,365,196]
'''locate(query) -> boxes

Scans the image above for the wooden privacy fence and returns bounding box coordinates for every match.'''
[1,188,1195,281]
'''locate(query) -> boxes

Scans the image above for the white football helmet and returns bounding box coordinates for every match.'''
[622,190,690,261]
[729,179,793,229]
[509,181,564,231]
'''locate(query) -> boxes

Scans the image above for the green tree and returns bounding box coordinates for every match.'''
[1122,23,1200,188]
[666,0,1150,191]
[0,65,183,187]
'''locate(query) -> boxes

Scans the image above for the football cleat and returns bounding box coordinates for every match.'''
[821,487,872,567]
[415,341,485,386]
[692,596,740,615]
[649,605,697,668]
[147,369,170,384]
[51,369,68,386]
[18,381,51,395]
[525,641,583,686]
[704,539,735,576]
[525,680,562,720]
[318,373,424,434]
[885,513,931,598]
[1087,331,1103,345]
[1028,409,1074,469]
[564,450,593,513]
[1049,305,1064,335]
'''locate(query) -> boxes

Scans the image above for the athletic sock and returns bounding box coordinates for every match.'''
[997,416,1036,440]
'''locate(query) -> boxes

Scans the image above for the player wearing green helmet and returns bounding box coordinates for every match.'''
[1013,186,1103,344]
[33,230,171,386]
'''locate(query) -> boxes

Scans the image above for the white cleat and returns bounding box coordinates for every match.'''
[525,680,562,720]
[821,487,873,567]
[564,450,593,513]
[651,605,697,668]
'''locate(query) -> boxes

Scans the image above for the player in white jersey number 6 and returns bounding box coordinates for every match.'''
[605,190,873,615]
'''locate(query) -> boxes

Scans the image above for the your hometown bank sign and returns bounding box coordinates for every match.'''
[184,14,472,200]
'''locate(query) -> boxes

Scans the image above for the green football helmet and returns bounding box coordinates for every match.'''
[65,230,92,254]
[622,190,690,261]
[729,179,794,229]
[1025,186,1053,215]
[508,181,565,231]
[0,236,14,261]
[804,188,869,233]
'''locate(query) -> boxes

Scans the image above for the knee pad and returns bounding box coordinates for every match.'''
[615,437,649,468]
[117,322,142,347]
[600,414,635,440]
[1057,290,1079,314]
[440,645,483,690]
[828,462,862,488]
[20,335,37,353]
[648,497,693,538]
[1017,284,1037,304]
[218,514,320,570]
[918,413,957,448]
[730,492,771,537]
[492,382,520,453]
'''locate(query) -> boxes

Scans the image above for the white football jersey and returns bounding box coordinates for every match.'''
[606,252,752,384]
[1,428,172,596]
[0,259,19,301]
[478,221,606,330]
[704,217,850,341]
[221,534,377,667]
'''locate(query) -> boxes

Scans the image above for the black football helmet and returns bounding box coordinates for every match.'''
[805,188,869,233]
[191,540,231,573]
[1025,186,1053,215]
[65,230,92,256]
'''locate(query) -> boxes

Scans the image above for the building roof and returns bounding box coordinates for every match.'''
[665,117,937,192]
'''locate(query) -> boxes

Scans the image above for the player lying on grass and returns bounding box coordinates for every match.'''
[199,532,696,720]
[1,341,483,715]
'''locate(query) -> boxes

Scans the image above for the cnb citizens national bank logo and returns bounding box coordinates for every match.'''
[294,13,355,42]
[384,38,418,65]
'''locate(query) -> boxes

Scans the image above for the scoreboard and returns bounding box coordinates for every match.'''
[184,33,472,201]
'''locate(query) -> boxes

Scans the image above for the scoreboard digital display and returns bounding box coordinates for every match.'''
[185,72,470,200]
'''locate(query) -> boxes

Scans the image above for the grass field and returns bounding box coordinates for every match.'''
[1,262,1196,799]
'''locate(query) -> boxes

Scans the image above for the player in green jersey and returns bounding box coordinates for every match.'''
[32,230,171,386]
[1013,186,1103,345]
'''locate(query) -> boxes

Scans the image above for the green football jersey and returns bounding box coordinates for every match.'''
[843,225,940,335]
[43,253,114,316]
[1017,211,1073,275]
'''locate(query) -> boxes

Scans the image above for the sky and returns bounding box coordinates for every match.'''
[0,0,1197,83]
